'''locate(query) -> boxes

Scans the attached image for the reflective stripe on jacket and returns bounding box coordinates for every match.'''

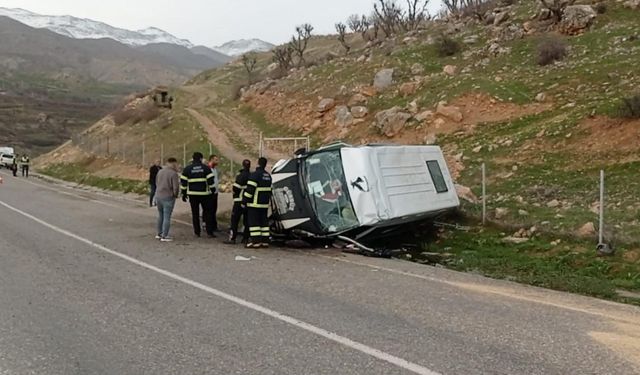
[242,167,272,209]
[232,169,250,203]
[180,162,215,196]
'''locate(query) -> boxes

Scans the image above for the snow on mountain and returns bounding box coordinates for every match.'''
[0,7,194,48]
[213,39,275,56]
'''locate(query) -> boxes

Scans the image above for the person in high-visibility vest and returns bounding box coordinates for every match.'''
[180,152,216,238]
[20,155,30,178]
[242,157,272,248]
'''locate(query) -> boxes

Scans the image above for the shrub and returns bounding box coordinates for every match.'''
[618,94,640,119]
[436,35,462,57]
[536,35,568,66]
[594,2,607,14]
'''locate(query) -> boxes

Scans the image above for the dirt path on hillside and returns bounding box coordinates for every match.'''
[183,83,292,164]
[187,106,291,164]
[186,108,247,164]
[207,108,291,162]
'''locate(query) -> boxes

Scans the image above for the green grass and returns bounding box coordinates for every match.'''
[417,225,640,304]
[238,105,296,138]
[40,163,148,195]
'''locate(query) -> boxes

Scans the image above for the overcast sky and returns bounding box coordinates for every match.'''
[0,0,442,46]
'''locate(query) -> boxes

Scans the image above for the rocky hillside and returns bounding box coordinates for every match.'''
[44,0,640,243]
[183,0,640,242]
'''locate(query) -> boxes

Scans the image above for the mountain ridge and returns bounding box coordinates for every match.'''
[213,38,275,56]
[0,7,194,47]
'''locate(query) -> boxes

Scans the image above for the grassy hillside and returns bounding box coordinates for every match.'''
[186,1,640,240]
[42,0,640,302]
[185,0,640,300]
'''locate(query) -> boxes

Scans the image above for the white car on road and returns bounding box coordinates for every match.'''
[0,153,15,168]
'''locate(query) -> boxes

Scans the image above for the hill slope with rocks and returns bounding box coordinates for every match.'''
[38,0,640,301]
[46,0,640,243]
[188,0,640,243]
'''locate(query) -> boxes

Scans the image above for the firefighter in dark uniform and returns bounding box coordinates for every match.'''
[180,152,216,238]
[243,157,272,248]
[11,155,18,177]
[224,159,251,245]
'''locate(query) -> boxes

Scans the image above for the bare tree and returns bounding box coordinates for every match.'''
[442,0,463,15]
[441,0,499,20]
[347,14,364,32]
[370,14,382,41]
[335,22,351,55]
[272,45,294,71]
[360,15,372,41]
[404,0,430,30]
[241,53,258,85]
[373,0,404,37]
[539,0,577,23]
[289,23,314,67]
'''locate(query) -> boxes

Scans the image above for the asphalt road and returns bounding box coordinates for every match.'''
[0,170,639,375]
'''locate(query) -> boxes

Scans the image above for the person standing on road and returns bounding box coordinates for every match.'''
[224,159,251,245]
[20,155,30,178]
[148,160,162,207]
[181,152,216,238]
[208,155,220,232]
[154,158,180,242]
[243,157,272,248]
[11,155,18,177]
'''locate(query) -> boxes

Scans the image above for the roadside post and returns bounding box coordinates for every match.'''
[599,170,605,245]
[596,170,614,255]
[482,163,487,225]
[142,142,146,167]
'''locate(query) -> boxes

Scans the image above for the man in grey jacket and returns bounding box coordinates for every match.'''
[154,158,180,242]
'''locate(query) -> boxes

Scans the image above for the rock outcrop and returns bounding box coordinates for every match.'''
[374,107,412,137]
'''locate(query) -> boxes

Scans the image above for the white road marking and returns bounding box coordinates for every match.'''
[0,199,441,375]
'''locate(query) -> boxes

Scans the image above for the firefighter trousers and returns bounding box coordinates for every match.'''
[247,207,269,244]
[229,203,248,241]
[189,195,214,236]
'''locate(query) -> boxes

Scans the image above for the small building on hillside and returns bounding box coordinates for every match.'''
[151,86,174,109]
